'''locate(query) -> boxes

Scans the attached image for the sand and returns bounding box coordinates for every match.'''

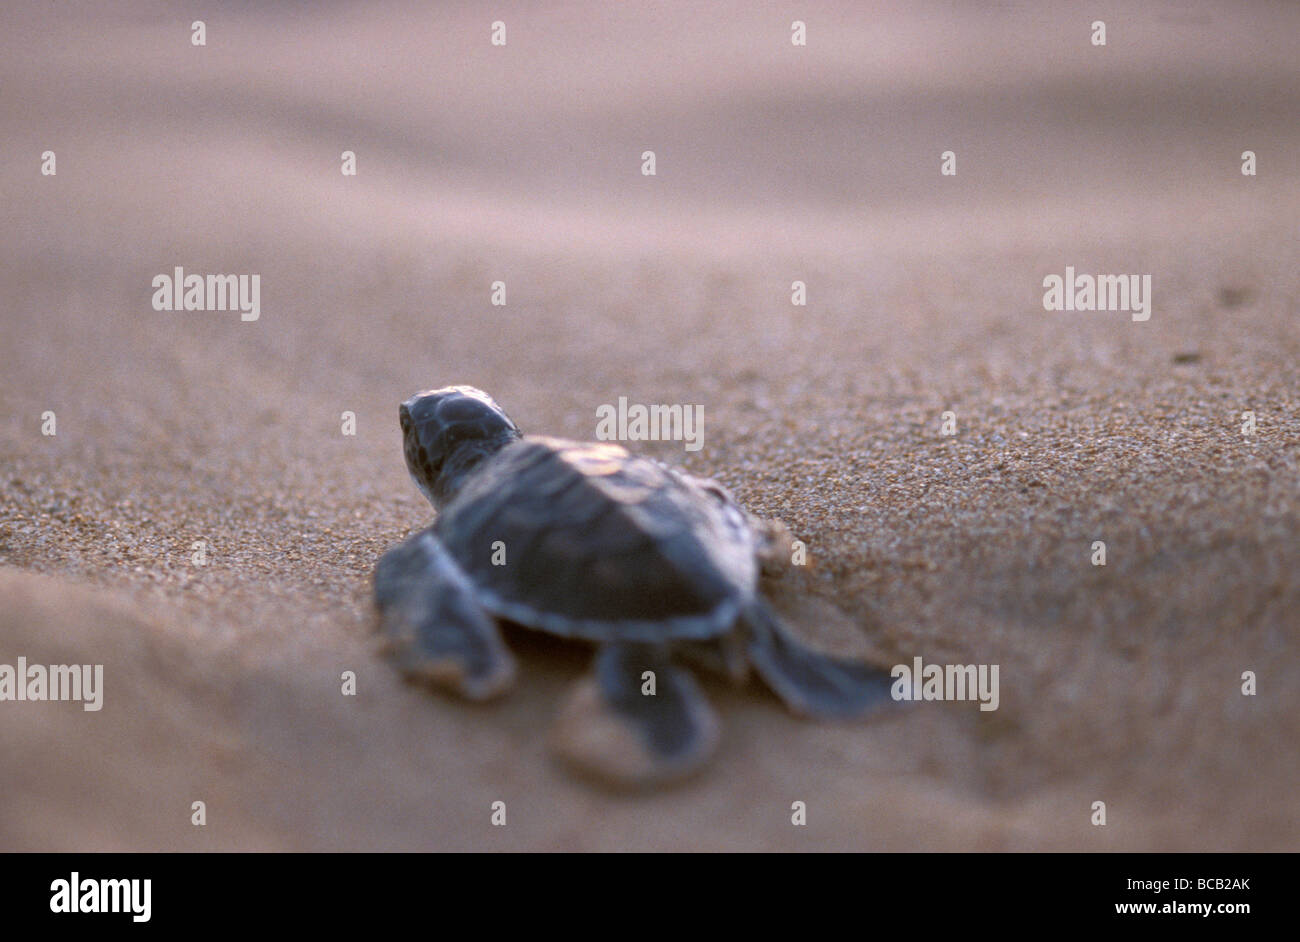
[1,1,1297,850]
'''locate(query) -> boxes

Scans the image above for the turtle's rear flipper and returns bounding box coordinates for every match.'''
[742,600,896,718]
[552,643,720,788]
[374,529,516,700]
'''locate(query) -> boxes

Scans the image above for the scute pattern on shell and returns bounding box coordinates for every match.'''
[433,437,758,642]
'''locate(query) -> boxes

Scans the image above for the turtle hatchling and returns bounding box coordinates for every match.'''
[374,385,896,786]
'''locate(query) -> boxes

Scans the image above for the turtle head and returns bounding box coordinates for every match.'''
[400,386,521,510]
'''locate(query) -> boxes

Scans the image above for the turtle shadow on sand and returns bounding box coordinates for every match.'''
[374,386,902,789]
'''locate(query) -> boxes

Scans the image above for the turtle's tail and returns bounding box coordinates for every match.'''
[740,599,897,719]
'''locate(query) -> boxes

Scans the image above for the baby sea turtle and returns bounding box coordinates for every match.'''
[374,386,895,786]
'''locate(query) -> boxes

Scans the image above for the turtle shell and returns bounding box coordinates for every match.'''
[433,437,757,642]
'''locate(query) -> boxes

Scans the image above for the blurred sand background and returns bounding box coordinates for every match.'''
[1,1,1297,850]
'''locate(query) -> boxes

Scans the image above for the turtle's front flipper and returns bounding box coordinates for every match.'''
[551,643,720,788]
[741,600,896,718]
[374,529,516,700]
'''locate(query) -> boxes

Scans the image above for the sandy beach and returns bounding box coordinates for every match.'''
[1,1,1297,850]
